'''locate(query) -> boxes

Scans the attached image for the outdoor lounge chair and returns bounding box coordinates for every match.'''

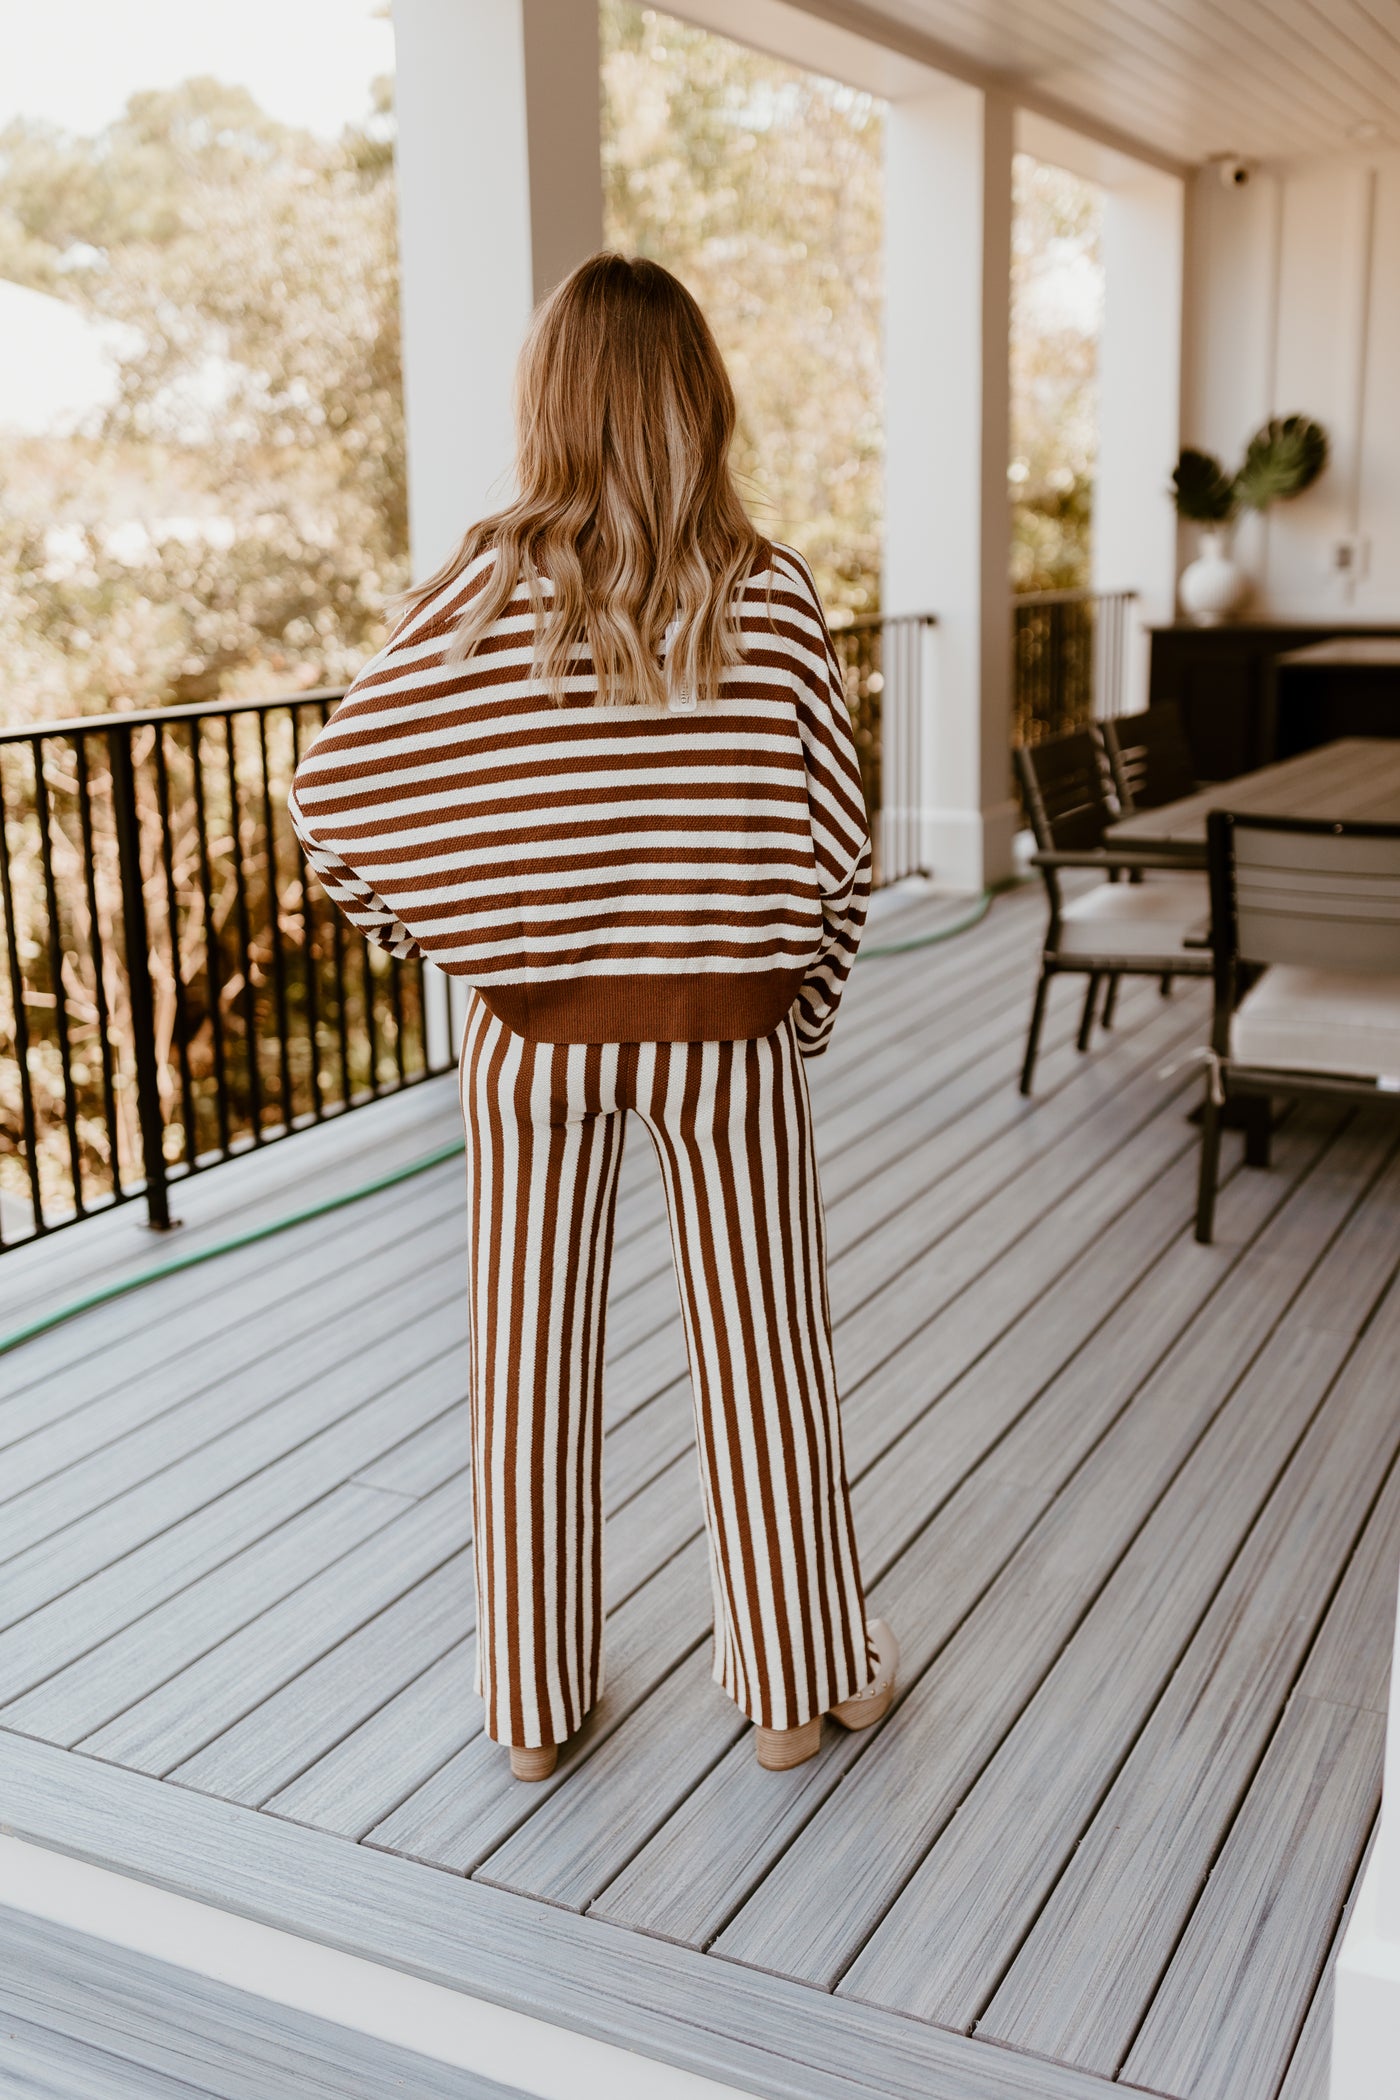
[1016,728,1211,1095]
[1102,699,1197,813]
[1195,809,1400,1242]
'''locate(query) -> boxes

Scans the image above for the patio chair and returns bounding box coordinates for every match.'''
[1195,810,1400,1242]
[1102,700,1197,813]
[1016,729,1212,1095]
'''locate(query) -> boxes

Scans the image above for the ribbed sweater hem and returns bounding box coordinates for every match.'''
[476,970,807,1044]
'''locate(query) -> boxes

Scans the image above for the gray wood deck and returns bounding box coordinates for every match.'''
[2,874,1394,2100]
[0,1905,525,2100]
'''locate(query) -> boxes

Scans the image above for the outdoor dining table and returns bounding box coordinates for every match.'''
[1105,734,1400,863]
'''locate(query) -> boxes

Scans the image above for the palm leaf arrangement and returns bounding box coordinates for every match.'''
[1170,414,1329,524]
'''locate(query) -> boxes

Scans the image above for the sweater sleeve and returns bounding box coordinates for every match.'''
[287,616,426,961]
[286,560,494,963]
[777,549,873,1058]
[287,785,425,962]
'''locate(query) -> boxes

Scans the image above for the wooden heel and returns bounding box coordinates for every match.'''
[510,1743,557,1781]
[755,1716,822,1770]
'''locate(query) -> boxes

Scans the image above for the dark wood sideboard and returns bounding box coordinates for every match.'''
[1147,622,1400,781]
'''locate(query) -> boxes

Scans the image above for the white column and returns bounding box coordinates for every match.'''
[391,0,603,578]
[884,80,1017,893]
[391,0,602,1062]
[1095,165,1185,711]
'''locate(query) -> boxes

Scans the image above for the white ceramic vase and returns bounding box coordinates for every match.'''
[1179,527,1250,626]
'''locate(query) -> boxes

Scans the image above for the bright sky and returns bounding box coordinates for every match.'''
[0,0,394,140]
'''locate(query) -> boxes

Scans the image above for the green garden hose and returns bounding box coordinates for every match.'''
[2,880,1015,1357]
[0,1140,466,1359]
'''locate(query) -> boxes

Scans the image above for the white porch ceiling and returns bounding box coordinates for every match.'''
[798,0,1400,166]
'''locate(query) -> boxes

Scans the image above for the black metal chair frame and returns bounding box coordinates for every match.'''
[1016,731,1212,1096]
[1196,808,1400,1243]
[1102,700,1198,816]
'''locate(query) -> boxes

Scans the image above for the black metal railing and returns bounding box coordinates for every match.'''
[1,614,936,1252]
[1011,588,1138,761]
[830,612,938,889]
[0,692,461,1252]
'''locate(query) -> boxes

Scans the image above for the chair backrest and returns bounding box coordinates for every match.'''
[1103,702,1196,814]
[1209,811,1400,975]
[1015,729,1114,855]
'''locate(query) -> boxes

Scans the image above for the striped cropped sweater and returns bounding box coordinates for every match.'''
[287,541,872,1054]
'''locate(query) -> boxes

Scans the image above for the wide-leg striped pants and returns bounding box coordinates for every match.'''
[456,987,875,1750]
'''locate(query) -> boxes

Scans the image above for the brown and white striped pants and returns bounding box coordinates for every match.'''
[456,987,874,1750]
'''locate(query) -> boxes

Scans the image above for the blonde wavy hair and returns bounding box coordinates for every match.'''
[385,252,769,708]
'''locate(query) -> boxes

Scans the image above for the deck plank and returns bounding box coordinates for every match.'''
[0,1192,468,1503]
[705,1110,1369,1986]
[0,1167,467,1451]
[0,1074,467,1342]
[1277,1823,1378,2100]
[162,1442,711,1808]
[1126,1697,1382,2100]
[600,983,1188,1434]
[0,1347,466,1704]
[81,1472,472,1774]
[0,1235,468,1583]
[364,1536,713,1868]
[2,1483,411,1744]
[478,1075,1234,1915]
[0,1726,1126,2100]
[1121,1449,1400,2099]
[526,1112,1349,1929]
[588,1108,1318,1952]
[0,2009,226,2100]
[0,1906,528,2100]
[835,1132,1400,2027]
[978,1256,1400,2075]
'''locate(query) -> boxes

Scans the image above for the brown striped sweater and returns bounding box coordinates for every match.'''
[287,541,872,1053]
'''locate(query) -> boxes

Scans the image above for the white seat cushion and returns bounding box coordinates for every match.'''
[1055,874,1209,961]
[1231,966,1400,1082]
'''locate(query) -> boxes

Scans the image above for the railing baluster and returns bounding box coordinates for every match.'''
[32,737,86,1215]
[74,735,124,1203]
[388,953,408,1086]
[318,697,353,1109]
[289,703,324,1122]
[108,726,173,1231]
[224,714,263,1145]
[362,935,381,1099]
[152,721,197,1171]
[0,748,45,1238]
[827,611,938,891]
[189,715,230,1161]
[257,708,295,1132]
[1012,587,1139,796]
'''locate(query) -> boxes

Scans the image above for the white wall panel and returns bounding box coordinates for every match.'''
[1183,151,1400,621]
[1355,162,1400,622]
[1268,162,1372,617]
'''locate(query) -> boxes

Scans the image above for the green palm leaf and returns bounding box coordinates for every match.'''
[1170,448,1237,524]
[1233,415,1329,512]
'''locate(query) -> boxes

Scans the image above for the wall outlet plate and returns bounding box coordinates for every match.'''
[1330,534,1371,579]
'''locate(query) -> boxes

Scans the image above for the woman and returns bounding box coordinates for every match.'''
[288,252,897,1781]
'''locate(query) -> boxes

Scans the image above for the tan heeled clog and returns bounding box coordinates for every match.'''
[754,1618,900,1771]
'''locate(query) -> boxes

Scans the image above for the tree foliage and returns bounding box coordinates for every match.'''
[1,27,1104,719]
[0,74,406,728]
[600,2,884,614]
[1009,153,1101,592]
